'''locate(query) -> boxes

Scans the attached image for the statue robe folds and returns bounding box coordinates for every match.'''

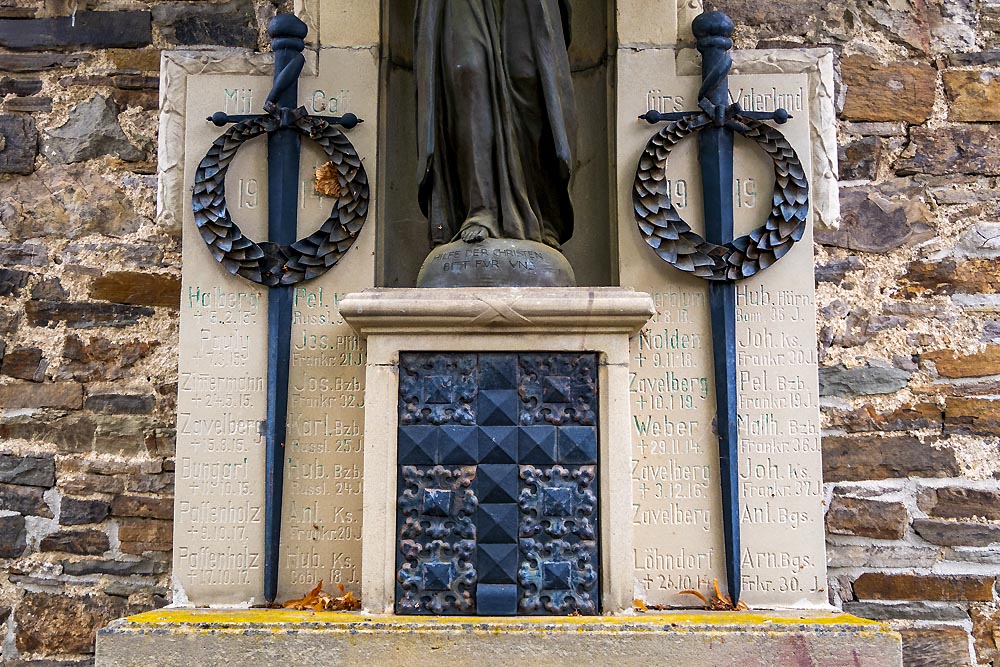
[415,0,577,248]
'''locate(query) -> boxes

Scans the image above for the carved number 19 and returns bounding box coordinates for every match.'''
[734,178,757,208]
[238,178,258,209]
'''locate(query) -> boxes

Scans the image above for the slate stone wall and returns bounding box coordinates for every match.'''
[0,0,997,666]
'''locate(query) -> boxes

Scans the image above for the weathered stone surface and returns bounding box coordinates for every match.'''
[944,397,1000,436]
[970,605,999,667]
[117,518,172,554]
[0,414,97,453]
[0,268,30,297]
[58,335,158,382]
[2,346,45,381]
[0,12,151,50]
[59,473,124,496]
[925,346,1000,378]
[956,222,1000,258]
[819,364,911,397]
[0,381,82,409]
[62,241,165,269]
[0,513,27,558]
[3,96,52,113]
[898,125,1000,176]
[826,403,943,433]
[4,660,95,667]
[823,435,960,482]
[107,48,162,73]
[0,483,51,517]
[40,529,110,555]
[62,556,168,577]
[944,69,1000,121]
[0,242,47,266]
[152,1,257,49]
[0,114,37,174]
[901,258,1000,296]
[826,495,909,540]
[841,56,937,124]
[124,471,173,495]
[948,52,1000,66]
[25,301,155,329]
[838,136,880,181]
[0,453,55,487]
[854,573,996,601]
[844,601,970,622]
[16,591,128,656]
[920,486,1000,520]
[41,94,142,164]
[111,495,172,520]
[899,626,973,667]
[92,415,147,455]
[31,276,67,300]
[85,393,155,415]
[0,165,143,240]
[89,272,181,309]
[815,256,865,284]
[0,53,91,71]
[60,497,112,525]
[817,181,934,253]
[913,518,1000,547]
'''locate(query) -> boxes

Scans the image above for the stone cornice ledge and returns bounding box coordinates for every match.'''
[339,288,656,337]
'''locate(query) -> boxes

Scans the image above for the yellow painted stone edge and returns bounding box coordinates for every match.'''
[117,609,890,635]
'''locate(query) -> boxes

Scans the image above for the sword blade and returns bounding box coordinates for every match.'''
[263,30,304,605]
[696,16,741,604]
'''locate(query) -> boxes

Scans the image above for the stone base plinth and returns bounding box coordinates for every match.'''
[96,610,901,667]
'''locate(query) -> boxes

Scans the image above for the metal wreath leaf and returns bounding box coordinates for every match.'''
[633,114,808,282]
[192,113,369,287]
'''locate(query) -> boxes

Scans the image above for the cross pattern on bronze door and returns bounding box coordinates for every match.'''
[395,352,599,616]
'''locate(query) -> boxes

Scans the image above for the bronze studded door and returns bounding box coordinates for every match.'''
[395,352,599,616]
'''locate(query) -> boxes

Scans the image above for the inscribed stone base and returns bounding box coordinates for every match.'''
[96,610,903,667]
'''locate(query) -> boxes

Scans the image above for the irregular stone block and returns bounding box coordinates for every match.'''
[118,518,172,554]
[944,396,1000,436]
[925,346,1000,378]
[841,56,936,124]
[0,53,91,71]
[0,513,27,558]
[3,96,53,113]
[819,364,911,397]
[898,125,1000,176]
[825,403,943,433]
[898,626,973,667]
[0,482,51,517]
[0,453,55,487]
[16,591,128,656]
[40,529,110,555]
[920,486,1000,520]
[913,518,1000,547]
[0,381,82,409]
[827,495,909,540]
[89,272,181,309]
[60,497,112,525]
[819,181,934,253]
[0,414,97,454]
[2,346,45,381]
[152,1,256,49]
[823,435,959,482]
[25,301,154,329]
[111,495,172,520]
[0,12,151,50]
[854,573,997,601]
[815,256,865,284]
[0,268,30,297]
[41,94,142,164]
[944,69,1000,121]
[85,394,155,415]
[838,136,880,181]
[845,601,971,623]
[58,335,158,383]
[0,114,37,174]
[62,557,168,577]
[0,242,47,266]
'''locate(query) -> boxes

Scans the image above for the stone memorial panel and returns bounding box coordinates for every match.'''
[617,50,835,608]
[167,45,378,605]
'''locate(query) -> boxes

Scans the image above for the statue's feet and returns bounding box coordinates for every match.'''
[460,223,490,244]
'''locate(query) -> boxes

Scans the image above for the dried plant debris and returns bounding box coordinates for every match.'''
[679,579,749,611]
[282,580,361,612]
[314,161,342,198]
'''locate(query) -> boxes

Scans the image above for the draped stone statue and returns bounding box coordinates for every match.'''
[415,0,578,251]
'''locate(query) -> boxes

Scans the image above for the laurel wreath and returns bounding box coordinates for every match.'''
[192,113,369,287]
[633,114,808,282]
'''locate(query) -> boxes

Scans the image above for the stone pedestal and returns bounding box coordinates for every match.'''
[96,609,902,667]
[339,287,655,614]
